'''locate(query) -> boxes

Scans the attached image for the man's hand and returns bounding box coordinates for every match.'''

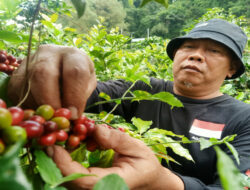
[7,44,96,119]
[47,125,184,190]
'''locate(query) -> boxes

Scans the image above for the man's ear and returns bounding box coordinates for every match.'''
[226,60,238,78]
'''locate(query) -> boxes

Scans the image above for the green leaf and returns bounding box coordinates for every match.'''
[52,173,90,188]
[214,146,243,190]
[145,130,193,162]
[225,142,240,165]
[121,65,151,86]
[44,184,67,190]
[128,0,134,6]
[199,138,215,150]
[131,117,152,134]
[140,0,152,7]
[70,0,86,18]
[99,92,111,101]
[70,144,87,163]
[132,90,183,108]
[93,174,129,190]
[140,0,168,8]
[89,149,115,168]
[0,72,11,106]
[50,13,58,23]
[154,152,180,165]
[155,0,169,8]
[0,30,29,43]
[0,142,32,190]
[34,150,62,185]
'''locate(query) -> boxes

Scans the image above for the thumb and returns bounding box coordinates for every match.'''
[94,125,152,158]
[47,145,89,176]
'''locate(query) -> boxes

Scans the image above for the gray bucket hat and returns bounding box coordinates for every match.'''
[166,18,248,79]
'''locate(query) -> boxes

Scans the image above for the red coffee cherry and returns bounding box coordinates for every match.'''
[0,99,7,108]
[73,124,88,136]
[84,119,95,136]
[0,54,7,63]
[0,64,8,72]
[86,138,98,152]
[118,127,126,132]
[19,120,44,139]
[67,135,80,149]
[8,106,24,125]
[7,55,16,64]
[43,121,58,133]
[38,132,57,146]
[74,114,87,125]
[54,108,71,120]
[29,115,46,124]
[55,130,68,142]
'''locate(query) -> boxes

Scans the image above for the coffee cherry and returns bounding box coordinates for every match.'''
[86,138,98,152]
[0,99,6,108]
[29,115,46,124]
[19,120,44,139]
[0,108,12,129]
[54,108,71,120]
[74,114,87,125]
[67,135,80,149]
[73,124,87,136]
[23,109,35,120]
[8,106,24,125]
[7,55,16,64]
[38,133,57,146]
[77,134,87,141]
[84,119,95,136]
[55,130,68,142]
[118,127,126,132]
[0,54,6,63]
[3,126,27,144]
[44,121,58,133]
[0,139,5,155]
[51,117,70,130]
[10,62,19,67]
[0,63,8,72]
[36,105,54,120]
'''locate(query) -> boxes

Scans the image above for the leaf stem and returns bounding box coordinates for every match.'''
[19,0,42,106]
[86,97,134,109]
[102,81,137,122]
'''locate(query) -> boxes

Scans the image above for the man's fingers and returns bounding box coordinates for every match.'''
[94,125,154,158]
[49,145,121,189]
[62,50,97,119]
[29,57,61,109]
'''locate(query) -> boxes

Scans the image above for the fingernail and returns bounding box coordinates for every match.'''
[47,146,54,157]
[68,106,78,120]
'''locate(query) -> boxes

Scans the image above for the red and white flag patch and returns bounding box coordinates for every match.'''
[189,119,225,139]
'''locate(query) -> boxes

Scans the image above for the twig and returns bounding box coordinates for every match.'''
[18,0,42,106]
[102,81,137,122]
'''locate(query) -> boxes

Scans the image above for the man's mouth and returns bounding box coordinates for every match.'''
[182,65,201,73]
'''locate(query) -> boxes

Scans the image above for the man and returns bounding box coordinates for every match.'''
[8,19,250,189]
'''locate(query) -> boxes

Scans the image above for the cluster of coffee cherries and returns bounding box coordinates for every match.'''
[0,98,112,155]
[0,50,21,75]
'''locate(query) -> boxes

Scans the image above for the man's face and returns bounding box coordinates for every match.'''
[172,39,235,93]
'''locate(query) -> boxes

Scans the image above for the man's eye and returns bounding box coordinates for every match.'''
[183,45,193,49]
[210,49,220,53]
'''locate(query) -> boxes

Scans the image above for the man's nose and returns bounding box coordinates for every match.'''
[188,49,205,62]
